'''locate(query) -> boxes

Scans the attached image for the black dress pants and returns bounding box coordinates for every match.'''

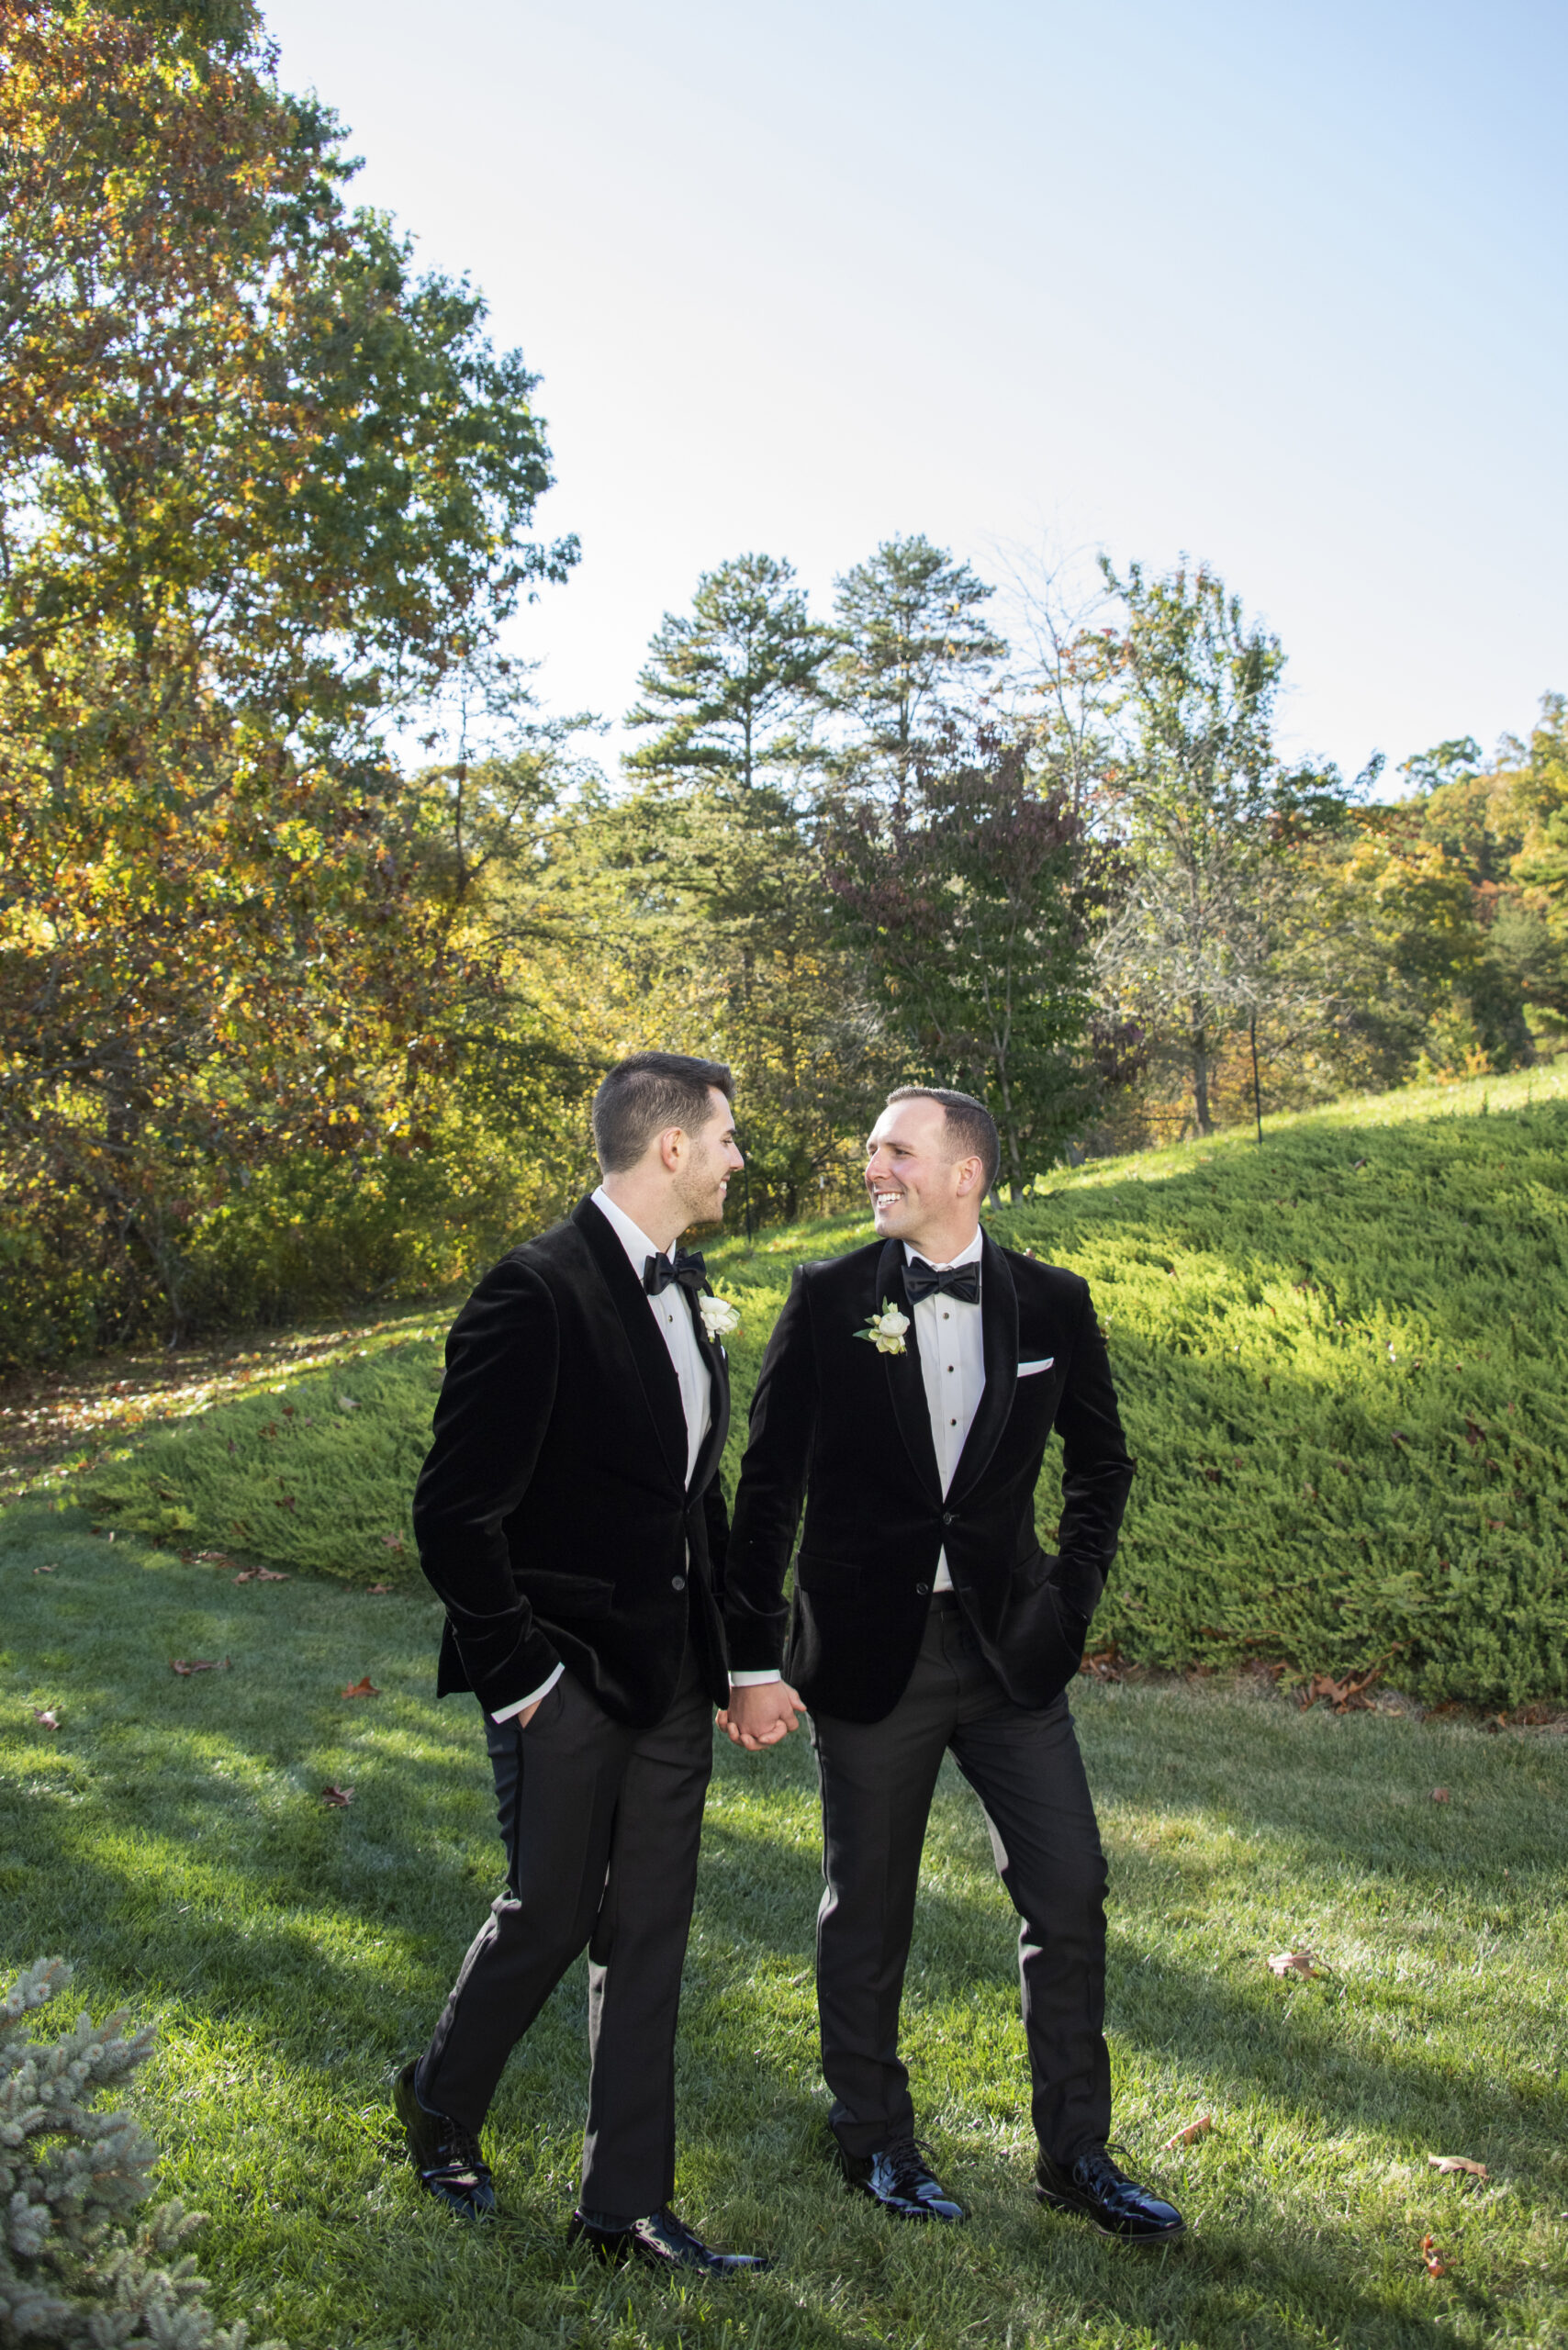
[811,1596,1112,2165]
[418,1643,711,2218]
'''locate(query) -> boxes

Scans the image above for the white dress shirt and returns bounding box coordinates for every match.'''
[906,1227,985,1592]
[731,1224,986,1690]
[492,1187,713,1724]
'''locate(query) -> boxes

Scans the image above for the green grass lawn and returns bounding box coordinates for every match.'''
[4,1505,1566,2348]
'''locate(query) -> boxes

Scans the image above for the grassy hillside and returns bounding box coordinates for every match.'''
[84,1066,1568,1707]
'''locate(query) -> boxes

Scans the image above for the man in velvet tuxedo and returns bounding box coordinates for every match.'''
[719,1086,1184,2243]
[395,1051,766,2276]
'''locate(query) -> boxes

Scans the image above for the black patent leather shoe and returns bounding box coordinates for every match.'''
[1035,2145,1184,2242]
[838,2134,967,2221]
[392,2061,496,2219]
[567,2205,769,2274]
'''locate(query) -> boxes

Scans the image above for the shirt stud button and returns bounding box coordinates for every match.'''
[671,1574,686,1591]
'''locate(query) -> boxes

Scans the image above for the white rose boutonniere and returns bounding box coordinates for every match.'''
[857,1300,911,1357]
[698,1292,742,1344]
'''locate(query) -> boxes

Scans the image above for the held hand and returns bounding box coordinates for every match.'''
[513,1696,543,1730]
[716,1682,805,1751]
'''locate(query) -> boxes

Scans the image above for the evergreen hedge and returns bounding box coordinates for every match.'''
[86,1076,1568,1707]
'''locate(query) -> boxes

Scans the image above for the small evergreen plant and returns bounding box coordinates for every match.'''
[1,1956,278,2349]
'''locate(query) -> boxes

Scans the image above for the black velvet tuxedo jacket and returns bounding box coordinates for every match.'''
[411,1197,732,1729]
[724,1230,1133,1722]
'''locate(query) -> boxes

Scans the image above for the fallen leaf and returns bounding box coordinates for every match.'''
[381,1532,405,1551]
[32,1562,56,1574]
[32,1707,60,1729]
[1428,2154,1487,2178]
[1421,2232,1450,2277]
[320,1785,353,1807]
[1431,1786,1451,1803]
[1160,2114,1213,2149]
[1268,1949,1322,1979]
[171,1657,230,1675]
[233,1566,289,1583]
[337,1394,360,1412]
[274,1494,297,1510]
[366,1582,393,1595]
[342,1675,381,1698]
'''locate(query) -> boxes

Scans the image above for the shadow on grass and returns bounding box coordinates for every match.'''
[5,1517,1565,2344]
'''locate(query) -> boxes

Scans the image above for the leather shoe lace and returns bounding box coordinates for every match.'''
[1035,2143,1183,2242]
[568,2205,769,2274]
[392,2061,496,2219]
[839,2133,967,2222]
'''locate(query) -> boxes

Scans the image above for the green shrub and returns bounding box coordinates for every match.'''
[0,1955,280,2349]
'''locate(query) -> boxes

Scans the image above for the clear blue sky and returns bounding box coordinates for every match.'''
[265,0,1565,786]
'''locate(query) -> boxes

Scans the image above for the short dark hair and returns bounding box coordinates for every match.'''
[592,1051,734,1174]
[885,1085,1000,1193]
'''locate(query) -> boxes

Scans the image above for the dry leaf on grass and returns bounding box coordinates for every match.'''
[366,1583,392,1595]
[1431,1786,1451,1803]
[233,1566,288,1583]
[341,1675,381,1698]
[1428,2154,1487,2179]
[1268,1949,1323,1979]
[32,1563,56,1574]
[1421,2233,1450,2277]
[320,1785,353,1807]
[380,1533,405,1552]
[1160,2114,1213,2149]
[32,1707,60,1729]
[171,1657,230,1675]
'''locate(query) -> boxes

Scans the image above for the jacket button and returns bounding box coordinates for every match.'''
[914,1582,930,1595]
[671,1573,686,1591]
[942,1510,956,1526]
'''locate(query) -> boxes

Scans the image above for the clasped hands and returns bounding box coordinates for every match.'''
[715,1681,806,1751]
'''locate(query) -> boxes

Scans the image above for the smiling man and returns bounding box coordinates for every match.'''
[398,1051,766,2276]
[718,1085,1183,2243]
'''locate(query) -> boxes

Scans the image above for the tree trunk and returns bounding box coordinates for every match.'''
[1249,1011,1263,1145]
[1191,1007,1214,1136]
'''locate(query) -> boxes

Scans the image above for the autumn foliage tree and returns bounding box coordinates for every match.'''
[0,0,573,1345]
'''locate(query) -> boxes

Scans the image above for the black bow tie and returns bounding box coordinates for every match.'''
[903,1257,981,1306]
[644,1248,707,1297]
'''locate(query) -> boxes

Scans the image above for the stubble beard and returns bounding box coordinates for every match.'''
[676,1149,726,1234]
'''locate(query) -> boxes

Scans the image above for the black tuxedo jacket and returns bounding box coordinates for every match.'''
[723,1230,1132,1722]
[411,1197,732,1729]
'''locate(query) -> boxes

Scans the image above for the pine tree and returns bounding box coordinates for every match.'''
[0,1954,279,2349]
[824,535,1006,796]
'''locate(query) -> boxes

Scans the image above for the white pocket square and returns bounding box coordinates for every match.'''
[1016,1357,1055,1377]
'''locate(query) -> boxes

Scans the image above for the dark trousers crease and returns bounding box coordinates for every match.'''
[418,1641,711,2218]
[811,1601,1112,2165]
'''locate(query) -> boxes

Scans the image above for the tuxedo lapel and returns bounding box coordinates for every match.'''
[875,1237,943,1502]
[685,1289,730,1496]
[572,1198,689,1490]
[948,1230,1018,1503]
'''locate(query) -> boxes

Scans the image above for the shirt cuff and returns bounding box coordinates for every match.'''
[491,1662,565,1722]
[728,1669,783,1686]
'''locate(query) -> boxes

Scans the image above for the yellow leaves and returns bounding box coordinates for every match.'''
[341,1675,380,1699]
[1428,2154,1487,2179]
[1267,1948,1323,1979]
